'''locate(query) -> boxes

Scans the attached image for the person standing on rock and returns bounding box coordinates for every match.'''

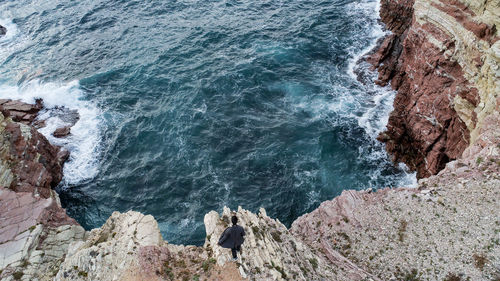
[218,215,245,261]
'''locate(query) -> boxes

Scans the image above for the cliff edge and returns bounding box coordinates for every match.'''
[0,0,499,279]
[370,0,499,178]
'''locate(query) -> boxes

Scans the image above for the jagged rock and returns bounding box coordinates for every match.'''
[0,187,85,281]
[204,207,376,281]
[56,210,243,281]
[0,25,6,37]
[53,126,71,138]
[291,112,500,280]
[0,99,43,125]
[369,0,499,178]
[0,110,83,281]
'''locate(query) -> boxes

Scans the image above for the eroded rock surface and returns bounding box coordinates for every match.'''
[204,207,376,281]
[370,0,500,178]
[0,107,85,281]
[291,112,500,280]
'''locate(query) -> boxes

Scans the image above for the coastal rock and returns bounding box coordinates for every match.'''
[0,25,6,37]
[291,112,500,280]
[0,109,85,281]
[204,207,376,281]
[53,126,71,138]
[370,0,500,178]
[56,210,243,281]
[0,99,43,125]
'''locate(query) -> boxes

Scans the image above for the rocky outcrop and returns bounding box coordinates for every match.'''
[204,207,376,281]
[370,0,500,178]
[53,126,71,138]
[291,111,500,280]
[0,99,44,125]
[0,104,85,281]
[53,206,376,281]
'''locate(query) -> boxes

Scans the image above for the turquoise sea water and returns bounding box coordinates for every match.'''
[0,0,415,245]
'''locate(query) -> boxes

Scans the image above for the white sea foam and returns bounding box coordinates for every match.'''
[0,80,102,186]
[343,0,417,187]
[0,18,19,43]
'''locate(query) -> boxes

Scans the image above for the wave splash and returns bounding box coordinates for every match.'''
[0,80,103,186]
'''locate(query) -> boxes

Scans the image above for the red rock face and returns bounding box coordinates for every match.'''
[369,0,478,178]
[4,121,67,197]
[0,99,43,125]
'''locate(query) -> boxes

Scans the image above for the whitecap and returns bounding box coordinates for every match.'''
[0,18,19,43]
[0,79,103,186]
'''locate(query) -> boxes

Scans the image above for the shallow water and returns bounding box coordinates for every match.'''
[0,0,415,245]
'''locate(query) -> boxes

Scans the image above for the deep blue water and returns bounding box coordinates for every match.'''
[0,0,415,245]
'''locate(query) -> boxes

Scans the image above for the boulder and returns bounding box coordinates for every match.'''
[0,25,6,37]
[53,126,71,138]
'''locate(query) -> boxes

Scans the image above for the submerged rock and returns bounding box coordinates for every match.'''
[0,25,6,37]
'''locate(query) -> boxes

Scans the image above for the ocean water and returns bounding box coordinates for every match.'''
[0,0,415,245]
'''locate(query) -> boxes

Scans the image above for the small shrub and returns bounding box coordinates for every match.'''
[444,272,462,281]
[12,272,23,280]
[252,226,262,240]
[396,268,421,281]
[473,253,487,270]
[274,265,287,279]
[308,258,318,270]
[163,262,174,280]
[271,231,282,243]
[476,157,483,165]
[202,258,216,272]
[221,215,230,226]
[78,271,88,277]
[398,219,408,242]
[192,274,200,281]
[20,260,29,268]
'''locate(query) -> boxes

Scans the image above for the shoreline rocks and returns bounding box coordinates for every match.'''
[0,0,499,278]
[369,0,499,178]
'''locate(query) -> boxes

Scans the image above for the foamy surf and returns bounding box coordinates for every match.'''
[0,80,102,186]
[343,0,417,187]
[0,18,19,43]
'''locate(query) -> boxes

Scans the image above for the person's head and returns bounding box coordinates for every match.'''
[231,215,238,225]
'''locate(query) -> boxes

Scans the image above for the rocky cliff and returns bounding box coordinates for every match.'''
[292,111,500,280]
[0,101,85,281]
[0,0,499,279]
[370,0,499,178]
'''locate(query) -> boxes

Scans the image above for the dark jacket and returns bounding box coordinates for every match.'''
[218,225,245,249]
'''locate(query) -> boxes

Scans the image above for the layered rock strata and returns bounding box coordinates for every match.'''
[370,0,499,178]
[291,111,500,280]
[0,102,85,281]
